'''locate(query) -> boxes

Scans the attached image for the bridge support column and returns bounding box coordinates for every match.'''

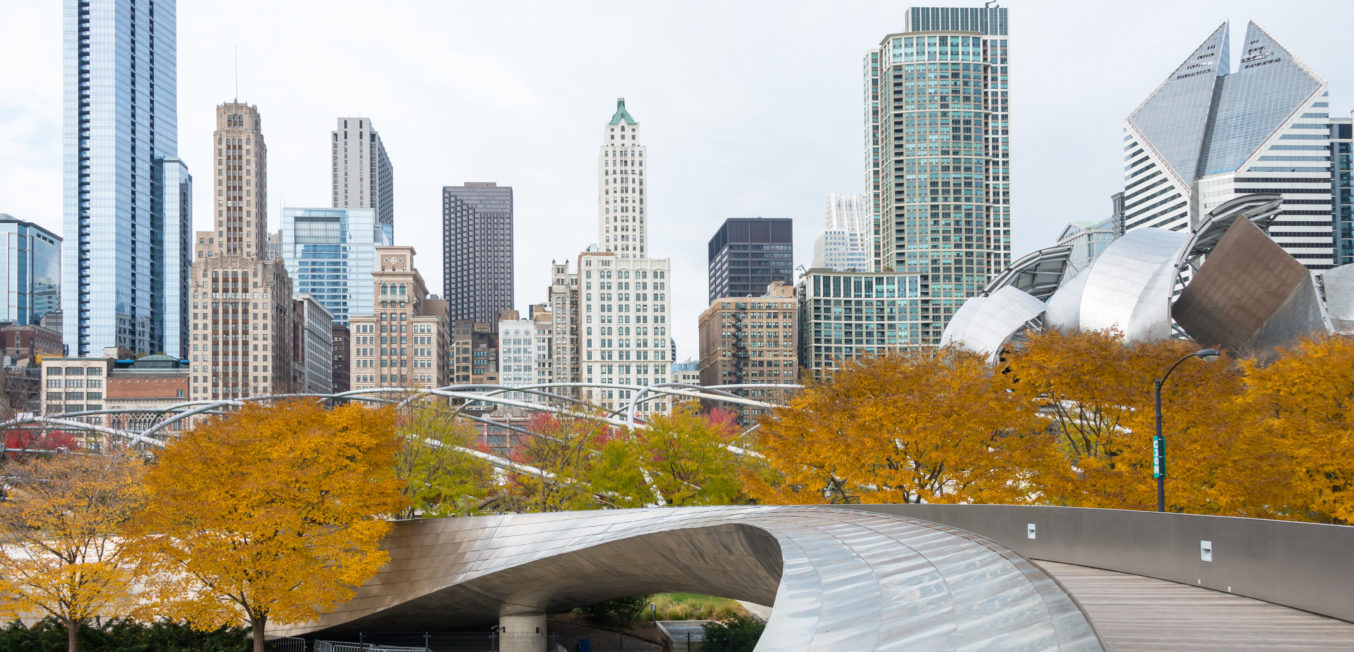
[498,613,547,652]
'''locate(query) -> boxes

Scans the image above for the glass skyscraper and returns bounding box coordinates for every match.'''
[62,0,189,356]
[707,217,794,302]
[865,6,1011,346]
[280,207,385,325]
[0,216,62,326]
[1124,21,1341,269]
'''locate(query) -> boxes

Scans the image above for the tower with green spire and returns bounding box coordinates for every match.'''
[598,98,647,258]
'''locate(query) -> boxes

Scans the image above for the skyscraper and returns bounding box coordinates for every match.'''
[280,207,385,325]
[707,218,794,302]
[599,98,647,258]
[347,246,449,390]
[813,194,871,272]
[332,117,394,243]
[189,102,293,400]
[442,183,514,325]
[63,0,191,357]
[866,6,1010,345]
[1124,22,1341,269]
[0,215,62,326]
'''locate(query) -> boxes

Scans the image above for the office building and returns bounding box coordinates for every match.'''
[1124,21,1345,269]
[498,317,536,400]
[451,320,500,386]
[443,183,513,325]
[866,7,1011,344]
[798,270,922,380]
[189,102,294,400]
[0,216,62,326]
[1057,217,1120,274]
[0,324,65,414]
[331,323,350,394]
[546,261,579,386]
[42,350,190,438]
[707,218,794,302]
[599,98,647,258]
[348,246,449,390]
[528,303,555,387]
[63,0,192,357]
[577,251,672,415]
[1332,114,1353,265]
[670,359,700,386]
[281,207,385,325]
[292,295,333,394]
[333,117,394,243]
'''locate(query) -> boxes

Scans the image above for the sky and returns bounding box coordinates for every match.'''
[2,0,1353,360]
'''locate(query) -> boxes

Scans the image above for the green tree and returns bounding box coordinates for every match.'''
[591,404,748,506]
[394,403,494,518]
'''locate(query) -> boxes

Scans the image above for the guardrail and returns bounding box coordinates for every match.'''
[842,504,1354,623]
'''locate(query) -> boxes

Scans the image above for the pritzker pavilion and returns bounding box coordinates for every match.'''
[942,194,1354,361]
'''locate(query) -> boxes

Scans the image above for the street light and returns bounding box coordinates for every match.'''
[1153,348,1221,512]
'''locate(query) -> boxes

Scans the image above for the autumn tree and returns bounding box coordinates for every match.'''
[0,451,144,652]
[591,404,748,507]
[1236,334,1354,523]
[128,399,407,652]
[747,349,1047,505]
[497,413,618,512]
[394,403,494,518]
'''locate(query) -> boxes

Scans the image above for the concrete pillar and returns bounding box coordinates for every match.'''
[498,613,547,652]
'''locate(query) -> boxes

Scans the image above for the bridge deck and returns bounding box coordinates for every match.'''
[1036,561,1354,650]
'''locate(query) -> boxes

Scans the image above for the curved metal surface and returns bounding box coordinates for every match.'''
[984,244,1074,301]
[942,286,1046,362]
[278,506,1104,650]
[1077,228,1186,340]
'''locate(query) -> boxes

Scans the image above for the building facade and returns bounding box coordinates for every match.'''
[42,350,190,436]
[798,270,922,380]
[332,117,394,243]
[866,6,1011,345]
[1332,114,1353,265]
[1124,21,1345,269]
[497,317,536,396]
[707,218,794,302]
[599,99,647,258]
[546,261,579,386]
[577,251,672,415]
[1057,217,1119,274]
[189,102,294,400]
[813,194,872,271]
[331,323,350,394]
[0,216,62,326]
[443,183,514,325]
[292,294,333,394]
[280,207,385,325]
[348,247,449,390]
[63,0,191,357]
[697,281,798,394]
[451,320,500,386]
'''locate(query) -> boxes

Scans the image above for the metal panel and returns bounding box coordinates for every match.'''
[941,286,1045,362]
[276,507,1104,651]
[1319,263,1354,333]
[1078,228,1186,340]
[1043,266,1090,333]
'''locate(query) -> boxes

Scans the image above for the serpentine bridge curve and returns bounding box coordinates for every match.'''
[276,506,1104,651]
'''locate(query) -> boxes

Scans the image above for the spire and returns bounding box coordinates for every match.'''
[609,97,637,126]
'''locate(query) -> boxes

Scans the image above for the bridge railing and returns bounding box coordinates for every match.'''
[844,504,1354,623]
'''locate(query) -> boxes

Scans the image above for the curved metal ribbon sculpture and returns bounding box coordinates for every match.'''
[281,506,1104,650]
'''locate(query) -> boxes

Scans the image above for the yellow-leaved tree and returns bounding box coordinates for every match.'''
[590,404,749,507]
[129,399,407,652]
[0,451,144,652]
[394,403,495,518]
[747,349,1048,505]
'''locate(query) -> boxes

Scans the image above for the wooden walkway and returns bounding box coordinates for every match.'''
[1037,561,1354,650]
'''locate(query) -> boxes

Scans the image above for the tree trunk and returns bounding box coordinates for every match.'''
[65,617,79,652]
[252,614,267,652]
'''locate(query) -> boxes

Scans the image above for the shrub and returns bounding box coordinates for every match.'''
[576,595,653,624]
[702,614,765,652]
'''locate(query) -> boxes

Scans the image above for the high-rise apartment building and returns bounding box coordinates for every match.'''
[348,246,449,390]
[63,0,192,358]
[813,194,872,271]
[333,118,394,243]
[443,183,514,325]
[599,99,648,258]
[1124,21,1343,269]
[451,319,500,386]
[797,270,922,380]
[866,6,1011,344]
[189,102,294,400]
[577,251,672,415]
[547,260,579,386]
[0,216,62,326]
[1334,114,1354,265]
[707,218,794,303]
[280,207,385,325]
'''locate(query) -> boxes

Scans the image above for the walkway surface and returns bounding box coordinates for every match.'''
[1036,561,1354,650]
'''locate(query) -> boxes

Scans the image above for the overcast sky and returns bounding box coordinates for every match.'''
[3,0,1353,360]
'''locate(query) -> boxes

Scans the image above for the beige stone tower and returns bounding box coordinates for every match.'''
[188,102,294,400]
[348,246,449,390]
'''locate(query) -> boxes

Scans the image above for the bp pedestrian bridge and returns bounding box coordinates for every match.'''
[274,504,1354,651]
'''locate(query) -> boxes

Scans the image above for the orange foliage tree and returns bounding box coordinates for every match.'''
[0,451,144,652]
[747,349,1048,505]
[128,400,407,652]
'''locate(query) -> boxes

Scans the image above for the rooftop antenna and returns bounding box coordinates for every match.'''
[233,46,239,102]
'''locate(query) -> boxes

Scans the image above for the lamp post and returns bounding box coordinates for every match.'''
[1153,348,1221,512]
